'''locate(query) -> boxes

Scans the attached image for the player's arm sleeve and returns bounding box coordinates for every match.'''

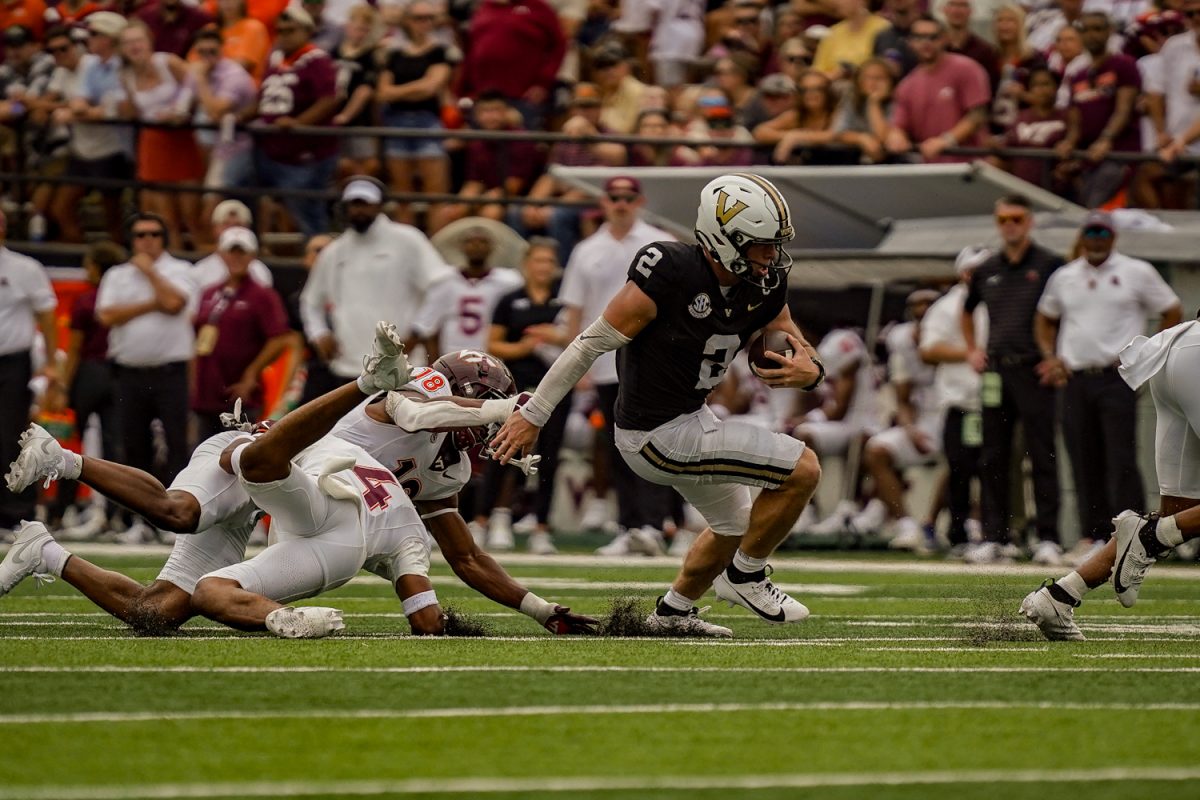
[518,316,631,427]
[384,392,523,431]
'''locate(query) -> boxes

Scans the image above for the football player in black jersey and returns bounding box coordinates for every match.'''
[492,173,826,637]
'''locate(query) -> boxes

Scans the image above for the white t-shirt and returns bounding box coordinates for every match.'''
[300,216,453,378]
[919,283,989,413]
[613,0,706,62]
[558,218,675,384]
[1037,252,1180,370]
[189,253,274,294]
[410,267,523,355]
[1139,52,1165,153]
[885,320,937,419]
[1157,32,1200,154]
[96,254,197,366]
[817,328,882,434]
[0,247,56,356]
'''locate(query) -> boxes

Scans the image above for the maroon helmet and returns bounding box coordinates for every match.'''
[430,349,517,449]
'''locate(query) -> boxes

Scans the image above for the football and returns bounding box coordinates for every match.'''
[747,330,794,374]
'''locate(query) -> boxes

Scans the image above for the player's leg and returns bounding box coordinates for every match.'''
[363,504,444,635]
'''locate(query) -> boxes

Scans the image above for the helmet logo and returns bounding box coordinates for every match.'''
[715,189,749,226]
[688,293,713,319]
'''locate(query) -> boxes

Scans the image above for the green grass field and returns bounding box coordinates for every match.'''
[2,545,1199,799]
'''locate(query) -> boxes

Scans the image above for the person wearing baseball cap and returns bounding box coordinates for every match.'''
[1032,212,1182,567]
[190,200,273,291]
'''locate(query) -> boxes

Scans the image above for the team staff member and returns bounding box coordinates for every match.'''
[961,194,1063,563]
[1034,211,1181,561]
[96,213,195,494]
[191,227,294,443]
[0,210,56,536]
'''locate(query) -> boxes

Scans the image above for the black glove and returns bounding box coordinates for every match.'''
[543,605,598,635]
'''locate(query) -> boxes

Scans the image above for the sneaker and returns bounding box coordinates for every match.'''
[358,321,412,393]
[963,542,1009,564]
[1112,510,1169,609]
[156,530,176,546]
[0,521,56,597]
[645,600,733,638]
[527,531,558,555]
[265,606,346,639]
[512,513,538,535]
[848,498,888,534]
[115,519,154,545]
[1174,538,1200,563]
[808,500,858,536]
[1065,538,1104,566]
[5,424,70,492]
[59,511,107,542]
[628,526,666,557]
[668,529,697,557]
[467,520,487,549]
[1019,581,1084,641]
[1031,540,1064,567]
[888,517,929,553]
[790,504,818,535]
[486,509,514,551]
[713,564,809,624]
[596,531,634,556]
[579,495,612,531]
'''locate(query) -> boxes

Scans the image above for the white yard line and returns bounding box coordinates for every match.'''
[5,664,1199,675]
[0,633,1194,643]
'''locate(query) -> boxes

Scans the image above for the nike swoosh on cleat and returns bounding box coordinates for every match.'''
[1113,547,1133,595]
[6,536,42,569]
[740,599,786,623]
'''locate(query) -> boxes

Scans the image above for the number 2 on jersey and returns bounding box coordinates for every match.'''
[352,466,400,510]
[634,246,663,278]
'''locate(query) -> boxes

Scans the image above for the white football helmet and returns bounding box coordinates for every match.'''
[694,173,795,293]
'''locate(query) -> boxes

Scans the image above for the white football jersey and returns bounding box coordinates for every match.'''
[410,268,524,354]
[884,321,937,417]
[330,365,472,502]
[817,328,883,434]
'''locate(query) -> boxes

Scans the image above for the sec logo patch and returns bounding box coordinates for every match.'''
[688,293,712,319]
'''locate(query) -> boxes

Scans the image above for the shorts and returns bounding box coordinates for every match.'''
[1149,325,1200,499]
[381,109,445,159]
[616,405,804,537]
[157,523,254,595]
[342,135,377,161]
[866,415,943,469]
[66,152,133,182]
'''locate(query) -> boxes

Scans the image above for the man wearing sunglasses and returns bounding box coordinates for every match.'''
[959,194,1064,565]
[1030,212,1180,569]
[95,213,196,525]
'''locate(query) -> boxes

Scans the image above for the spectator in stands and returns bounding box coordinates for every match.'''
[1026,0,1085,55]
[213,0,271,83]
[485,237,573,554]
[559,176,678,557]
[1049,22,1089,109]
[432,92,544,229]
[711,51,759,117]
[119,20,204,249]
[1150,2,1200,205]
[189,28,257,226]
[95,212,195,530]
[456,0,566,130]
[0,0,46,41]
[1000,65,1068,190]
[773,36,812,84]
[754,68,841,164]
[874,0,920,79]
[305,0,343,53]
[0,209,55,539]
[299,176,450,398]
[833,57,894,163]
[378,0,453,227]
[1053,11,1141,208]
[135,0,213,58]
[55,240,126,539]
[25,25,86,242]
[191,226,293,442]
[740,72,796,160]
[706,0,770,65]
[592,41,650,134]
[248,4,339,237]
[884,14,991,163]
[942,0,999,87]
[190,198,273,290]
[627,106,700,166]
[331,3,381,178]
[1034,211,1181,565]
[611,0,705,90]
[693,92,754,166]
[47,0,103,27]
[0,26,54,120]
[813,0,891,81]
[56,11,131,244]
[961,194,1063,564]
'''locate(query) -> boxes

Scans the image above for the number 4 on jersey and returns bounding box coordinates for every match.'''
[352,465,400,510]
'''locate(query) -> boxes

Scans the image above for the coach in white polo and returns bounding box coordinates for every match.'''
[1034,210,1182,549]
[300,176,450,398]
[559,175,677,553]
[189,200,273,291]
[0,210,57,534]
[96,212,196,488]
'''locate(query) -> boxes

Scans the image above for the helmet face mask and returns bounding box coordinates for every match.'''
[695,173,795,294]
[428,350,517,451]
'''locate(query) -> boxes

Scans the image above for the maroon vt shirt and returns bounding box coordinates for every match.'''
[257,44,339,165]
[69,287,109,363]
[465,128,543,191]
[135,3,214,58]
[1066,53,1141,151]
[1005,107,1067,187]
[457,0,566,100]
[192,279,289,414]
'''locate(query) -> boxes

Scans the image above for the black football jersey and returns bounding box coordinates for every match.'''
[615,241,787,430]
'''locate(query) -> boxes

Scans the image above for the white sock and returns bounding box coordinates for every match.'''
[1058,570,1090,602]
[62,451,82,481]
[732,549,767,573]
[1157,515,1184,548]
[661,588,695,613]
[40,540,69,577]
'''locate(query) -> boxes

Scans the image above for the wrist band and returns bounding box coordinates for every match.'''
[802,359,826,392]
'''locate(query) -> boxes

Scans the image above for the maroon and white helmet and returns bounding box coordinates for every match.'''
[430,349,518,450]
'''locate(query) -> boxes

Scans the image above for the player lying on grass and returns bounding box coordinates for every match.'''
[1,327,595,638]
[1021,317,1200,641]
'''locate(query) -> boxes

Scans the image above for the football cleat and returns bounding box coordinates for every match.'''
[628,526,667,557]
[0,521,56,597]
[5,424,70,492]
[1019,581,1084,641]
[645,600,733,638]
[265,606,346,639]
[527,531,558,555]
[1030,540,1064,567]
[358,321,413,393]
[1112,510,1170,608]
[713,564,809,624]
[596,532,634,556]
